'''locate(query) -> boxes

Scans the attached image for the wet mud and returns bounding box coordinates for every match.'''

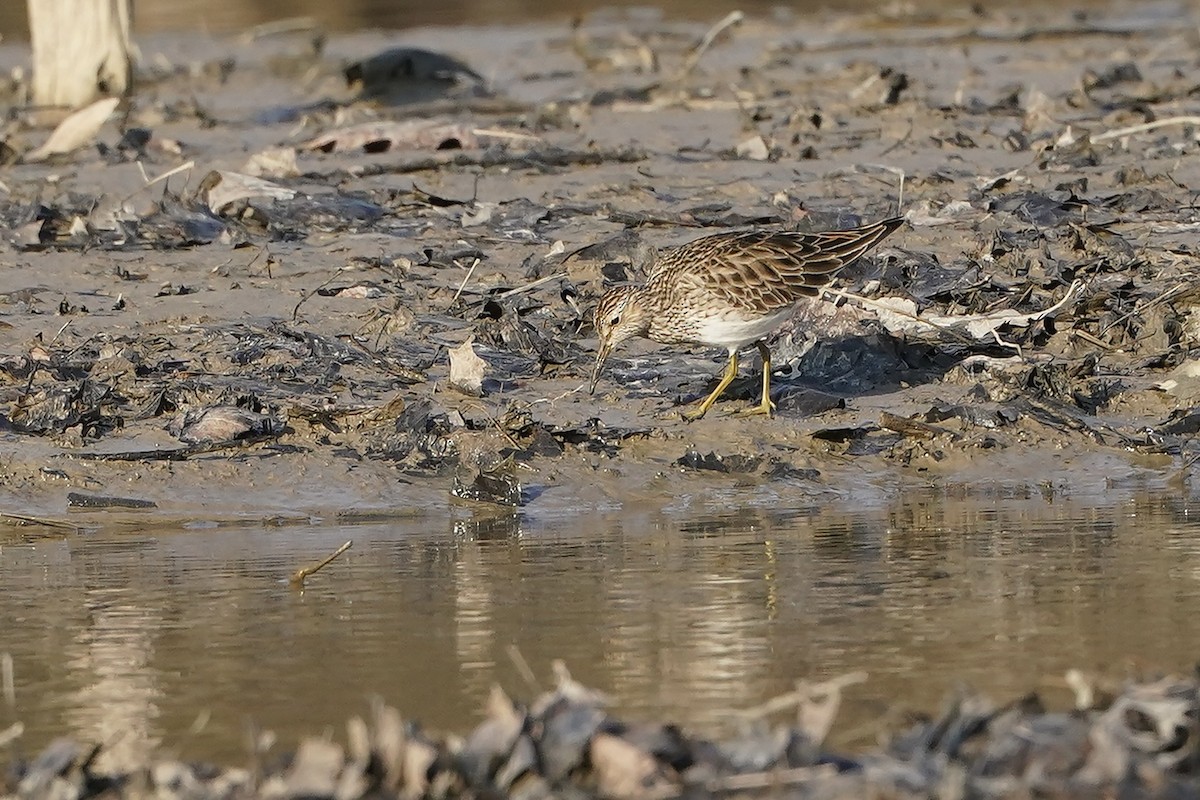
[4,2,1200,796]
[2,4,1199,523]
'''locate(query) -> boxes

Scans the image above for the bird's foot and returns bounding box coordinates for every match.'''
[729,400,775,419]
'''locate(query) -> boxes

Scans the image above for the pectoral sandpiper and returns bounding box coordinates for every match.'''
[588,216,905,420]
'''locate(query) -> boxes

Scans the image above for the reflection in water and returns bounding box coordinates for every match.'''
[64,590,161,771]
[2,488,1199,762]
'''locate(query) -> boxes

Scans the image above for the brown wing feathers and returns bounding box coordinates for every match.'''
[658,216,904,310]
[768,216,904,285]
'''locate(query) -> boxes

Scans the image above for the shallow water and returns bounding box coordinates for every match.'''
[2,487,1198,768]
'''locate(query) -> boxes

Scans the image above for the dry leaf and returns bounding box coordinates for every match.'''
[735,134,769,160]
[589,733,675,800]
[868,281,1083,343]
[25,97,120,162]
[282,739,343,798]
[461,202,497,227]
[199,169,296,214]
[303,119,480,153]
[448,339,486,396]
[243,146,300,178]
[334,284,384,299]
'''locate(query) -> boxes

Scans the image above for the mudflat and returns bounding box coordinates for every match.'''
[1,4,1196,524]
[3,5,1200,796]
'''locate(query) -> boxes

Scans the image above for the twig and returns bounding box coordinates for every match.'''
[879,119,915,158]
[1091,116,1200,144]
[293,267,348,321]
[706,764,837,791]
[337,146,646,179]
[48,319,72,344]
[856,163,906,209]
[1099,280,1190,334]
[2,653,13,708]
[880,411,952,439]
[676,11,744,81]
[290,540,352,587]
[119,159,196,204]
[0,722,22,749]
[470,128,540,143]
[0,511,80,532]
[735,671,869,721]
[1070,328,1115,350]
[451,257,480,306]
[505,645,542,695]
[495,273,564,300]
[239,16,316,41]
[462,401,523,450]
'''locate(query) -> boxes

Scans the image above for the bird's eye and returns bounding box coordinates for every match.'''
[610,315,621,326]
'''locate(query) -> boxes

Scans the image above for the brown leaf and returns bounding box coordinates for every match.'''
[199,169,296,214]
[282,738,344,797]
[448,339,486,396]
[589,733,676,800]
[303,119,479,153]
[25,97,120,162]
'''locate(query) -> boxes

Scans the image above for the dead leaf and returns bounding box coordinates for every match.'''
[333,284,384,299]
[25,97,120,162]
[199,169,296,214]
[589,733,676,800]
[168,406,281,444]
[243,146,300,178]
[867,281,1084,343]
[282,739,343,798]
[303,119,479,153]
[461,202,497,227]
[735,134,769,160]
[448,339,486,396]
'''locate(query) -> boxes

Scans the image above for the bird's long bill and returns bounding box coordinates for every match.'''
[589,343,611,395]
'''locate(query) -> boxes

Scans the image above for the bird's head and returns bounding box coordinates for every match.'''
[588,285,650,394]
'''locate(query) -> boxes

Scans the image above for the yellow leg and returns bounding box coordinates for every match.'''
[733,342,775,417]
[682,350,739,421]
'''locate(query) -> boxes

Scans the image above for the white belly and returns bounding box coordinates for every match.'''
[694,307,794,351]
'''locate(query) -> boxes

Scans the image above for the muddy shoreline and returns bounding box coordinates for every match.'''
[3,5,1200,530]
[3,3,1200,792]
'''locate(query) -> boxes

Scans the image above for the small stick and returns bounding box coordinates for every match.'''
[880,411,949,439]
[240,16,316,41]
[120,159,196,204]
[1099,280,1190,334]
[707,764,836,791]
[676,10,744,81]
[0,511,80,532]
[505,644,542,695]
[2,653,13,707]
[1071,328,1114,350]
[450,257,481,306]
[734,670,868,721]
[0,722,23,749]
[471,128,541,143]
[290,540,352,587]
[49,319,72,344]
[293,267,348,321]
[1091,115,1200,144]
[495,272,563,300]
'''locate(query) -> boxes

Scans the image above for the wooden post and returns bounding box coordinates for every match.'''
[28,0,132,108]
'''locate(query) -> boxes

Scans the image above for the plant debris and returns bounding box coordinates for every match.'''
[1,5,1199,516]
[5,664,1200,799]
